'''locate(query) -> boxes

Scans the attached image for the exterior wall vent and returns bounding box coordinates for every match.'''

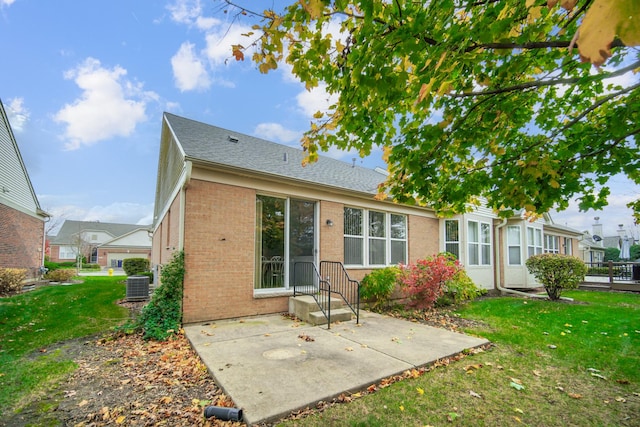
[228,135,239,143]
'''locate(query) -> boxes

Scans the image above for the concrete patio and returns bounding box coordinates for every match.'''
[184,311,489,425]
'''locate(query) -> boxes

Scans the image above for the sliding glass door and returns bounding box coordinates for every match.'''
[255,195,316,290]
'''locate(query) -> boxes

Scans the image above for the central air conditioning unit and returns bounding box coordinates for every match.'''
[126,276,150,302]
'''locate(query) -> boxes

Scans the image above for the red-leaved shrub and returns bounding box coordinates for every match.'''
[398,253,462,310]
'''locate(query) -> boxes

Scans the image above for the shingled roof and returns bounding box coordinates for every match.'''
[49,220,148,244]
[164,113,388,195]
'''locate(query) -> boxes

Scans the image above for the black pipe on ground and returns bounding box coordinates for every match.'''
[203,406,243,422]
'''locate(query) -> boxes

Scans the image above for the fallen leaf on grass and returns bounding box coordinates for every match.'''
[590,372,607,380]
[417,387,425,395]
[78,399,89,407]
[568,393,582,399]
[116,415,126,424]
[514,408,524,414]
[469,390,482,398]
[615,396,627,403]
[616,379,630,384]
[532,370,542,377]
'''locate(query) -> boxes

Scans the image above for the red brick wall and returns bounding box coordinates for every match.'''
[0,203,44,278]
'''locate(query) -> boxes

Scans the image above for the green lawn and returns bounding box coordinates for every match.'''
[0,277,129,416]
[280,290,639,426]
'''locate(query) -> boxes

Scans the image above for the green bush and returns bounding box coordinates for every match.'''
[436,269,486,307]
[134,251,184,340]
[526,254,588,300]
[44,260,60,271]
[58,262,76,268]
[360,266,400,309]
[82,263,101,270]
[123,258,150,276]
[44,269,76,282]
[0,268,27,295]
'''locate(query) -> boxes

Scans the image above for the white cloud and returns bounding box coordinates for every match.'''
[171,42,211,91]
[54,58,153,150]
[167,0,202,25]
[296,83,339,118]
[0,0,16,7]
[253,123,300,143]
[5,97,29,132]
[203,23,254,67]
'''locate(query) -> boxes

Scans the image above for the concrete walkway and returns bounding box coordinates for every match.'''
[184,311,489,425]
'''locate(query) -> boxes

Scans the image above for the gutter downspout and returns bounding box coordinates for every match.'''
[495,218,548,299]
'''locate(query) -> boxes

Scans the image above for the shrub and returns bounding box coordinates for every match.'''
[360,266,400,309]
[135,251,184,340]
[0,268,27,295]
[44,269,76,282]
[526,253,588,300]
[123,258,150,276]
[44,260,60,271]
[82,263,101,270]
[436,269,486,307]
[398,253,462,310]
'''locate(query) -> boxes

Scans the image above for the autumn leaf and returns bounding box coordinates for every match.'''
[568,393,582,399]
[577,0,640,65]
[232,45,245,61]
[417,387,425,395]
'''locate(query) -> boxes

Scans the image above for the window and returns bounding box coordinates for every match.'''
[444,220,460,259]
[59,246,77,260]
[369,210,386,265]
[507,226,521,265]
[527,227,543,257]
[468,220,491,265]
[390,214,407,264]
[344,207,407,266]
[545,235,560,253]
[344,207,364,265]
[563,237,572,255]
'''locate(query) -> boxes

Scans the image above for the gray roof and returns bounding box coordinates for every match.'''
[164,113,388,195]
[49,220,149,244]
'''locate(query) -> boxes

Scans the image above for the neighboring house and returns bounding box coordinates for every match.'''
[0,99,49,279]
[48,220,151,268]
[151,113,582,324]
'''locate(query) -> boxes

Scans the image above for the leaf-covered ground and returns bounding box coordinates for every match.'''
[3,330,242,427]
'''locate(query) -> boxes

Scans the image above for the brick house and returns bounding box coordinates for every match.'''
[151,113,581,324]
[48,220,151,268]
[0,99,49,280]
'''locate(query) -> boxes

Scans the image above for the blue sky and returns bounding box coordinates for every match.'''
[1,0,638,239]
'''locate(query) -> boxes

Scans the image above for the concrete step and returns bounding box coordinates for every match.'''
[308,308,354,326]
[288,295,345,322]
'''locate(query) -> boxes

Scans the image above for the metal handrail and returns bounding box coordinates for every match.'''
[584,261,640,283]
[320,261,360,324]
[293,262,332,328]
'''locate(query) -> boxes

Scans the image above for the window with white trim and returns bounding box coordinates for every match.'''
[344,207,364,265]
[545,235,560,253]
[344,207,407,266]
[527,227,543,257]
[390,214,407,264]
[59,245,77,260]
[444,220,460,259]
[507,226,522,265]
[468,220,491,265]
[563,237,572,255]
